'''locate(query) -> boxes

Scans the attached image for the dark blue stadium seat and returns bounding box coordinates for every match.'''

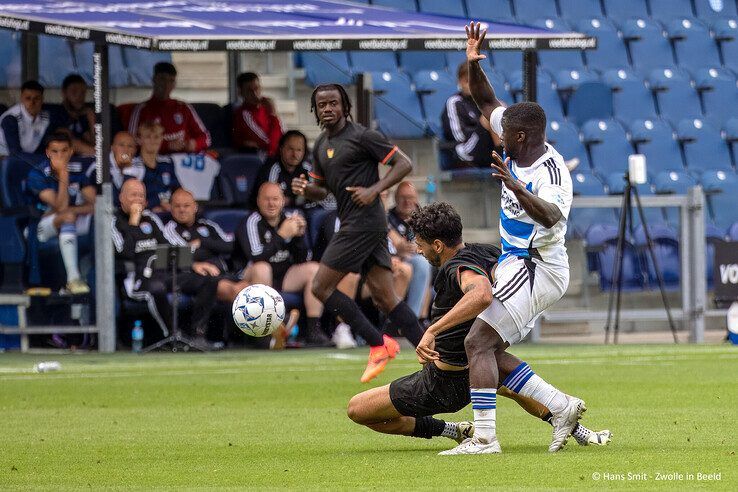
[372,0,418,10]
[552,68,598,91]
[649,0,696,21]
[701,170,738,229]
[693,0,738,21]
[370,72,427,138]
[217,154,263,208]
[700,168,738,191]
[621,18,677,71]
[508,70,565,120]
[603,69,659,122]
[725,117,738,159]
[547,119,591,169]
[414,70,458,135]
[666,18,722,70]
[585,224,644,291]
[124,49,172,86]
[413,69,456,92]
[350,51,398,73]
[648,68,703,126]
[566,81,614,126]
[74,42,129,87]
[654,170,697,226]
[602,0,649,24]
[633,222,681,290]
[676,118,734,172]
[581,118,633,175]
[712,18,738,73]
[445,51,469,72]
[558,0,603,23]
[532,19,585,72]
[577,18,630,72]
[418,0,466,16]
[0,30,21,88]
[466,0,516,22]
[300,52,352,86]
[202,209,250,235]
[398,51,448,73]
[729,221,738,240]
[512,0,558,23]
[491,51,522,77]
[629,118,685,175]
[694,67,738,127]
[38,36,76,87]
[567,170,615,238]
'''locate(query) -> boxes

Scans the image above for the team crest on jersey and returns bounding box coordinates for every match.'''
[68,183,79,196]
[162,172,171,186]
[397,224,406,235]
[327,148,334,158]
[140,222,153,234]
[264,231,272,242]
[173,113,183,125]
[182,231,191,240]
[197,226,210,237]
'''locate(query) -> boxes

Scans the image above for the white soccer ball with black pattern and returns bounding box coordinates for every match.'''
[232,284,286,337]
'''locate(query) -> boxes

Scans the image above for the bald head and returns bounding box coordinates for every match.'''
[171,188,197,226]
[119,179,146,214]
[394,181,419,220]
[257,182,285,221]
[112,131,136,168]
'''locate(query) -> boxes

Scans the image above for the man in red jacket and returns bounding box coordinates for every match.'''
[128,62,211,154]
[231,72,284,155]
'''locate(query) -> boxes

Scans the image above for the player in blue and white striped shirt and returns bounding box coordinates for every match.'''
[441,22,586,456]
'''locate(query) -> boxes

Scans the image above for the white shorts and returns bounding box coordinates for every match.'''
[478,256,569,345]
[36,214,92,242]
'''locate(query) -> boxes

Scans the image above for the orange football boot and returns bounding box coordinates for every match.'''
[383,334,401,359]
[360,344,391,383]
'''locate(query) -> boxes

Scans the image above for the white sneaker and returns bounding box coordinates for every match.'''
[332,323,357,349]
[438,437,502,455]
[549,396,587,452]
[587,430,612,446]
[450,421,474,444]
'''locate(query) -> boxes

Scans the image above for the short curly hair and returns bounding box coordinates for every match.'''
[409,202,463,247]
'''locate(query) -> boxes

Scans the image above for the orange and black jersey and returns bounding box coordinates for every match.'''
[432,243,501,367]
[311,122,398,232]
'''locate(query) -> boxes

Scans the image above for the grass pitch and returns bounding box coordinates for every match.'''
[0,344,736,490]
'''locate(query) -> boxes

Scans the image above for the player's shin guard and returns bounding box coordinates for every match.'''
[470,388,497,443]
[412,416,446,439]
[386,301,424,346]
[59,223,81,282]
[323,290,384,346]
[501,361,568,414]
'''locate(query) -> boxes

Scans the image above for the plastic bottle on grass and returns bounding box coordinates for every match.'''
[132,320,144,353]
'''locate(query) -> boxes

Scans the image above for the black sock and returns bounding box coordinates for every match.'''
[542,411,553,425]
[323,290,384,346]
[412,416,446,439]
[307,317,321,332]
[387,301,424,347]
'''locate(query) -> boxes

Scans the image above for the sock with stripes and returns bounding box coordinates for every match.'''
[543,411,592,444]
[470,388,496,443]
[323,290,384,346]
[59,223,81,283]
[501,362,568,414]
[412,416,446,439]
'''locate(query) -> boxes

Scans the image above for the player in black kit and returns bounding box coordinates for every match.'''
[291,84,425,382]
[347,202,611,447]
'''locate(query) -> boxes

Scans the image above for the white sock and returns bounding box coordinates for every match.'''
[470,388,496,443]
[441,422,458,439]
[518,374,568,414]
[59,228,81,283]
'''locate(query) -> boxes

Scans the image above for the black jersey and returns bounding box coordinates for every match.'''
[111,209,171,278]
[311,122,399,232]
[387,207,414,241]
[163,218,234,272]
[432,243,501,367]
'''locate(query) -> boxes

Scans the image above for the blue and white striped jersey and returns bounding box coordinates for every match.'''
[489,106,573,268]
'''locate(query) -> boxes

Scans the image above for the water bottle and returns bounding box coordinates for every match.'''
[34,361,61,373]
[425,175,437,204]
[132,320,144,353]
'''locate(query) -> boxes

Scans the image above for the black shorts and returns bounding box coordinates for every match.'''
[320,230,392,274]
[389,363,471,418]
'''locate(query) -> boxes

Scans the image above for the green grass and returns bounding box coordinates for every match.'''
[0,344,736,490]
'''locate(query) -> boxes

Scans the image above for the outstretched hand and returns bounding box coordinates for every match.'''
[465,21,487,63]
[490,151,520,191]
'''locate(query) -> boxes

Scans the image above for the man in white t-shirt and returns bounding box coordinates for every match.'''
[438,22,585,456]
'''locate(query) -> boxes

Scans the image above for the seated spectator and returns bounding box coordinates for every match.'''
[95,131,144,193]
[234,182,332,347]
[231,72,284,155]
[128,62,210,154]
[134,120,180,212]
[441,63,496,168]
[0,80,56,158]
[60,74,95,156]
[251,130,333,211]
[164,188,250,302]
[112,179,221,349]
[387,182,432,318]
[25,132,95,294]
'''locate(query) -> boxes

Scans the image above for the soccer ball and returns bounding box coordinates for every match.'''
[232,284,286,337]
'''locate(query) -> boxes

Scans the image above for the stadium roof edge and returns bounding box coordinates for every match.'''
[0,0,595,52]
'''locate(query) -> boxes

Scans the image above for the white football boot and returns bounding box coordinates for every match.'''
[438,437,502,455]
[549,396,587,452]
[450,421,474,444]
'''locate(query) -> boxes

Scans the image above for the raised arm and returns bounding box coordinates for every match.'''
[466,21,504,121]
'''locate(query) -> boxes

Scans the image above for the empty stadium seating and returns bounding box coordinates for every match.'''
[701,170,738,230]
[577,18,630,73]
[299,52,352,86]
[634,222,681,290]
[586,224,644,291]
[693,0,738,21]
[370,72,427,138]
[398,51,448,73]
[694,67,738,127]
[712,18,738,73]
[581,118,633,175]
[629,118,685,175]
[466,0,516,22]
[0,30,21,88]
[38,36,76,88]
[603,69,659,122]
[648,68,703,126]
[558,0,603,23]
[621,18,676,71]
[417,0,466,17]
[513,0,558,23]
[602,0,649,25]
[666,18,722,70]
[649,0,696,21]
[676,118,734,172]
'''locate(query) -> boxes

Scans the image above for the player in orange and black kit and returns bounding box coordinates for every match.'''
[291,84,425,383]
